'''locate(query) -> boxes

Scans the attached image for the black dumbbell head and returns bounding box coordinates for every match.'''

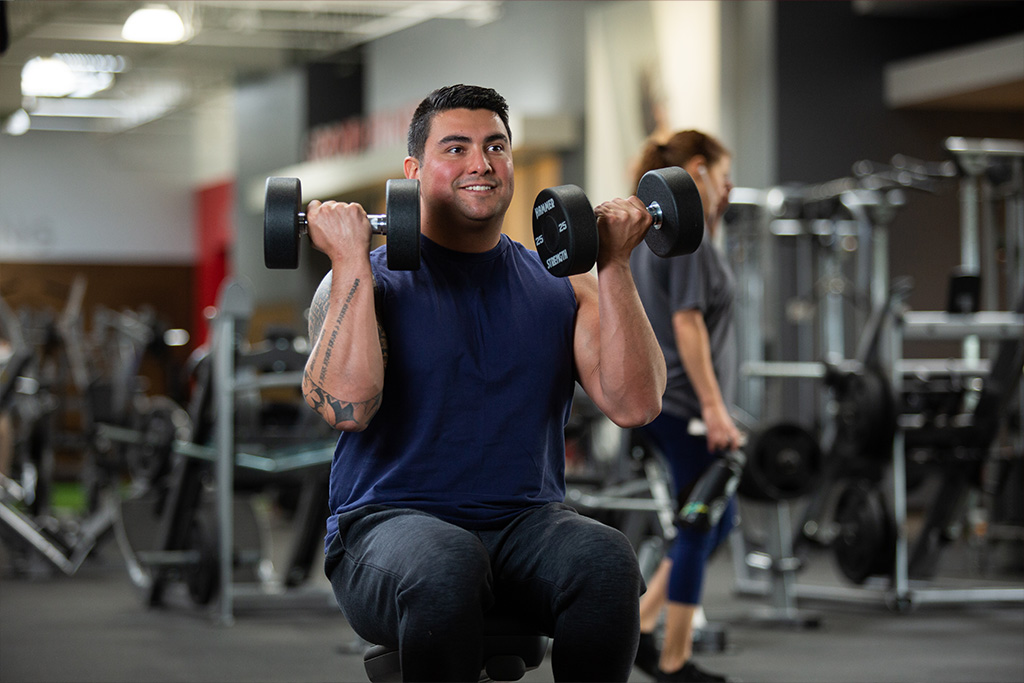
[384,179,421,271]
[265,176,302,269]
[639,167,704,258]
[532,185,598,277]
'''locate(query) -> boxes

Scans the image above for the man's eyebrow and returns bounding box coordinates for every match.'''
[436,133,510,146]
[437,134,471,146]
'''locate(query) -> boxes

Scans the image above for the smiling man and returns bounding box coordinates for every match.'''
[302,84,666,682]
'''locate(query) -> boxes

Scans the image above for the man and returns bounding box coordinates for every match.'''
[302,84,666,682]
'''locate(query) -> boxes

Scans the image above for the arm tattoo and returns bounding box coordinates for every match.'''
[318,278,361,383]
[304,273,387,429]
[378,319,389,369]
[305,379,382,430]
[309,274,386,364]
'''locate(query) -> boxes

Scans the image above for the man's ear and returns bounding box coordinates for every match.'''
[404,156,420,180]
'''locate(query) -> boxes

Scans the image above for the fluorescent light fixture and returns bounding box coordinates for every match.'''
[21,57,76,97]
[21,53,128,100]
[2,109,31,136]
[122,5,187,44]
[27,98,126,119]
[68,71,115,99]
[58,53,128,97]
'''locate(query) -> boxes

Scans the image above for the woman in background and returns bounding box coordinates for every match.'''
[630,130,739,683]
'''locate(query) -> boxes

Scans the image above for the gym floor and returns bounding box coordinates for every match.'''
[2,503,1022,683]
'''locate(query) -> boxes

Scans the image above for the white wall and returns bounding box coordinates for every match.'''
[366,1,589,124]
[585,1,724,202]
[0,117,195,264]
[192,89,237,188]
[653,1,722,137]
[584,1,661,202]
[583,0,776,201]
[232,68,310,308]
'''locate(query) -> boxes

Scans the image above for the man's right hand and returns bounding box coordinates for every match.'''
[307,200,373,266]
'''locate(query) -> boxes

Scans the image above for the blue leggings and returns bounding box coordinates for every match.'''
[636,412,736,605]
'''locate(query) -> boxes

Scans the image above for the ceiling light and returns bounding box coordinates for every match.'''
[68,71,115,99]
[2,109,31,136]
[21,57,77,97]
[122,5,187,44]
[21,53,127,100]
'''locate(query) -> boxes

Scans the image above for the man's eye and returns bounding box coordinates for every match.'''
[488,144,505,153]
[446,146,464,154]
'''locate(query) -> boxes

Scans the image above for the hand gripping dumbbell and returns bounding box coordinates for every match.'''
[263,176,421,270]
[532,166,704,277]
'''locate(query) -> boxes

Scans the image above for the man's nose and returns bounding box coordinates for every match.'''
[466,146,492,174]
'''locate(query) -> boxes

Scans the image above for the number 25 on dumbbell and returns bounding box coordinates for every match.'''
[532,166,705,277]
[263,176,421,270]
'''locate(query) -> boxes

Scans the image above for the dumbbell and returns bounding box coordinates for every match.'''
[263,176,421,270]
[677,418,746,532]
[532,166,704,277]
[678,448,745,532]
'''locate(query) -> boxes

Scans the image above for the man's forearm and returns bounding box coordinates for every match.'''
[303,266,385,431]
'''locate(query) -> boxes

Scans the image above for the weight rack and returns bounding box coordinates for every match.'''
[96,279,337,624]
[730,138,1024,612]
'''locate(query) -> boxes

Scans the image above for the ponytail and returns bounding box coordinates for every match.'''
[634,130,729,188]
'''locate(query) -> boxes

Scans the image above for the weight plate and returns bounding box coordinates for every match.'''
[385,179,421,271]
[126,396,190,487]
[532,185,598,277]
[834,365,897,461]
[833,479,895,584]
[739,422,821,501]
[264,177,302,269]
[638,167,704,258]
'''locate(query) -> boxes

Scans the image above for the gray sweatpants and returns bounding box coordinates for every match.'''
[325,502,644,682]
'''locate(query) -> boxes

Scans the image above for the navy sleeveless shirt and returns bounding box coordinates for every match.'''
[325,234,578,547]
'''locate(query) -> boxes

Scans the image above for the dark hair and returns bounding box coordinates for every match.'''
[407,84,512,160]
[634,130,729,188]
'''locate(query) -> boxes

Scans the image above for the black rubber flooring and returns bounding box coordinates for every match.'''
[2,504,1022,683]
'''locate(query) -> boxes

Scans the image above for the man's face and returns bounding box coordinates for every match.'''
[406,107,514,227]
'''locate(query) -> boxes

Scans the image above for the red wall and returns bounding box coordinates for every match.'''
[193,181,234,346]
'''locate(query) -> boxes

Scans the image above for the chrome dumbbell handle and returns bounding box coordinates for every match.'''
[295,212,388,238]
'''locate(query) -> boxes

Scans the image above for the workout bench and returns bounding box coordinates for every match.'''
[363,612,549,683]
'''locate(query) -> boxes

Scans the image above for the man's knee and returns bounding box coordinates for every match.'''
[328,509,494,645]
[593,527,644,599]
[556,517,644,607]
[399,536,493,618]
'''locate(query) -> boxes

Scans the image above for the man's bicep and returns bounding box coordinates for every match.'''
[569,272,600,392]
